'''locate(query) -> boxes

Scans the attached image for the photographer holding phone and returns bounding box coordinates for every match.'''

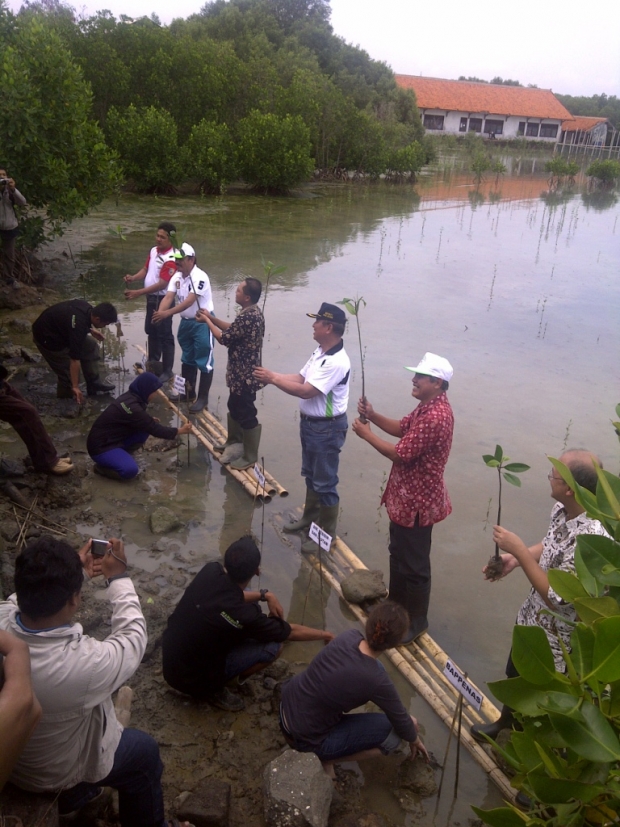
[0,535,189,827]
[0,167,27,286]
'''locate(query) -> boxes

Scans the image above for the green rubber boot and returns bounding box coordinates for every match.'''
[213,414,242,454]
[230,424,262,471]
[301,503,339,554]
[283,488,321,533]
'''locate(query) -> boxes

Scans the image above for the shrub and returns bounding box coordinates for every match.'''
[586,159,620,185]
[236,111,314,192]
[183,120,237,194]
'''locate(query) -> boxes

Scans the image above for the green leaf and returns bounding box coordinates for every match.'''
[540,696,620,761]
[534,741,565,777]
[548,457,600,518]
[470,806,526,827]
[605,680,620,717]
[503,463,530,473]
[512,625,556,685]
[591,616,620,682]
[578,535,620,586]
[528,774,603,804]
[503,472,522,487]
[484,458,500,468]
[574,597,620,623]
[488,676,573,717]
[548,569,590,602]
[570,624,595,679]
[494,444,503,462]
[595,466,620,522]
[575,541,601,597]
[510,731,545,771]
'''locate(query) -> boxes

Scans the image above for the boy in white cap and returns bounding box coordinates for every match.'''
[353,353,454,642]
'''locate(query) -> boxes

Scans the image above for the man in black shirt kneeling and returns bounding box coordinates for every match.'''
[162,536,333,711]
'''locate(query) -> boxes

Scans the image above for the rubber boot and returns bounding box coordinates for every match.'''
[400,584,431,644]
[189,371,213,413]
[87,379,116,396]
[471,705,517,742]
[213,414,243,454]
[168,364,197,401]
[230,424,261,471]
[159,342,175,383]
[283,487,320,533]
[301,503,339,554]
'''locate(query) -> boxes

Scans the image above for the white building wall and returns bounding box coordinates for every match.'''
[421,109,562,141]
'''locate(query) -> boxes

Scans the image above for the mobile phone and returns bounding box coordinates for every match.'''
[91,539,109,557]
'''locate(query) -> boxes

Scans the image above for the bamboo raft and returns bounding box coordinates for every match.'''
[133,357,288,503]
[303,532,516,803]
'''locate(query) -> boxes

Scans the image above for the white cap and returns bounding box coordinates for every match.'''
[405,352,453,382]
[174,242,196,259]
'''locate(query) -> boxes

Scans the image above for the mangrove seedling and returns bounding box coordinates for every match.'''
[482,445,529,580]
[260,257,286,315]
[337,296,367,421]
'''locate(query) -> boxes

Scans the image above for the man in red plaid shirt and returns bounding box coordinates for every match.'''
[353,353,454,642]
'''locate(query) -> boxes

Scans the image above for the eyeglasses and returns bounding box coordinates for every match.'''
[548,471,563,481]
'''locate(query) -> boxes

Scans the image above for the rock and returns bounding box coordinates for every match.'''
[176,778,231,827]
[263,750,332,827]
[19,346,40,362]
[150,506,182,534]
[9,318,32,333]
[341,570,387,604]
[397,756,438,797]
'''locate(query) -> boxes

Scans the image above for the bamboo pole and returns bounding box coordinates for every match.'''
[133,360,272,503]
[200,410,289,497]
[302,550,515,802]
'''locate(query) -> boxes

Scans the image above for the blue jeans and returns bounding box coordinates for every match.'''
[300,415,348,507]
[178,318,214,373]
[58,728,166,827]
[90,432,149,480]
[224,640,281,681]
[283,712,401,763]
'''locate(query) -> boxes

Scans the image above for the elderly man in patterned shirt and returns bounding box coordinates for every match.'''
[353,352,454,643]
[471,448,608,742]
[197,277,264,470]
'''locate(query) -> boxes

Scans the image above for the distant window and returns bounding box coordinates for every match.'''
[423,114,445,131]
[539,123,558,138]
[459,117,468,132]
[517,122,526,136]
[484,119,504,135]
[526,122,540,137]
[468,118,482,133]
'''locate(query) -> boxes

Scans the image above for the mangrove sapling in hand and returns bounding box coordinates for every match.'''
[337,297,367,421]
[260,257,286,316]
[482,445,529,580]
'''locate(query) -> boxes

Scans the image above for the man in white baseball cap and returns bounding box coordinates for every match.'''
[352,353,454,643]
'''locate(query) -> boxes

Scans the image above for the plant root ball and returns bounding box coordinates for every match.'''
[485,555,504,582]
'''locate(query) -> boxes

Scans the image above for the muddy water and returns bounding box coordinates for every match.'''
[42,171,619,823]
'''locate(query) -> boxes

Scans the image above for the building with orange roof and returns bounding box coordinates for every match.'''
[395,75,572,142]
[560,116,610,146]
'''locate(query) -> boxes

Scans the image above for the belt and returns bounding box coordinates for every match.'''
[300,412,346,422]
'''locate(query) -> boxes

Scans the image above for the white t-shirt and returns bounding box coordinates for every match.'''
[166,265,214,319]
[299,341,350,418]
[144,245,177,295]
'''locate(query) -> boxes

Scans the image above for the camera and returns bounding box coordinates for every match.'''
[0,178,9,185]
[91,538,110,557]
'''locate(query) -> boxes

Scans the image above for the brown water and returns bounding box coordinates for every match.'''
[42,170,620,823]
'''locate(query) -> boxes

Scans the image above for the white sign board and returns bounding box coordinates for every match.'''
[253,464,266,489]
[443,660,483,711]
[308,521,332,552]
[173,374,186,394]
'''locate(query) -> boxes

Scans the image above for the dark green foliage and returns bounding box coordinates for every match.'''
[183,120,237,194]
[236,111,314,191]
[545,156,581,186]
[105,105,181,193]
[0,4,120,248]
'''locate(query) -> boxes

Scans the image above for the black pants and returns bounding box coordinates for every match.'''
[145,295,174,362]
[388,518,433,590]
[228,389,258,430]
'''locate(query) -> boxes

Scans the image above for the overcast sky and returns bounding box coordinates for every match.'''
[7,0,620,97]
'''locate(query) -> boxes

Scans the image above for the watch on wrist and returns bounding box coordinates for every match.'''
[105,572,131,587]
[259,588,269,602]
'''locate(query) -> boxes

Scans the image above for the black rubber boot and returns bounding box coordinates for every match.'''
[400,584,431,644]
[301,503,339,553]
[86,379,116,396]
[471,705,517,742]
[213,414,242,454]
[283,487,320,533]
[189,371,213,413]
[159,342,175,383]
